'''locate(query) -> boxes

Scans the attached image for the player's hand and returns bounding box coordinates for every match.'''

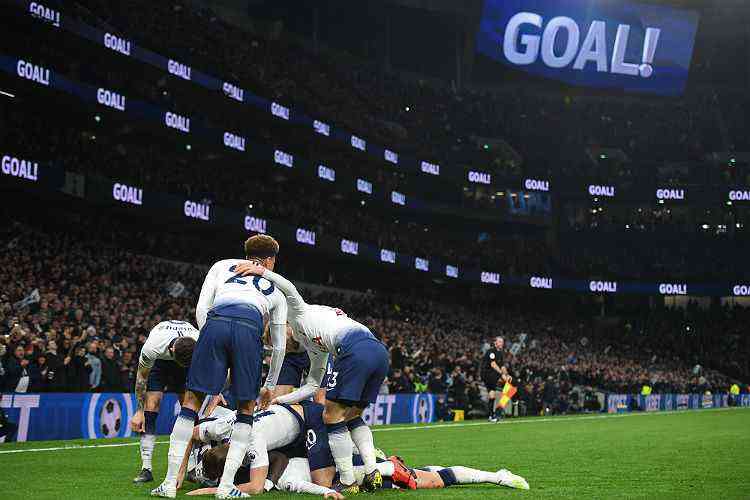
[234,260,266,277]
[130,409,145,433]
[323,492,344,499]
[258,387,273,410]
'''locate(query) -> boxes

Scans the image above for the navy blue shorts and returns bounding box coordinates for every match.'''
[302,402,334,471]
[278,351,311,387]
[186,304,263,402]
[326,328,389,408]
[147,359,187,393]
[321,356,334,390]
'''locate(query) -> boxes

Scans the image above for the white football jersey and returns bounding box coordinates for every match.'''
[196,259,288,329]
[138,320,199,369]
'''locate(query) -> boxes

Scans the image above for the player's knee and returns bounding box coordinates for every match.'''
[323,402,346,424]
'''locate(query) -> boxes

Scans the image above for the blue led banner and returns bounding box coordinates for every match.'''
[477,0,700,95]
[0,393,435,442]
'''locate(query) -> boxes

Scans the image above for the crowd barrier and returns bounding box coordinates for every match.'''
[0,392,438,442]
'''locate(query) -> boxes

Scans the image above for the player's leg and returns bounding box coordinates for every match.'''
[274,350,309,399]
[216,315,264,499]
[347,338,389,492]
[323,398,358,492]
[153,317,228,498]
[395,464,528,490]
[134,390,163,482]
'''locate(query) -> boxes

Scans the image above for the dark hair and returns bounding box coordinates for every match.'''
[202,443,229,481]
[244,234,279,259]
[172,337,197,367]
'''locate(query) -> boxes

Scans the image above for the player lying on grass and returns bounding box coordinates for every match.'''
[131,320,199,483]
[233,261,390,494]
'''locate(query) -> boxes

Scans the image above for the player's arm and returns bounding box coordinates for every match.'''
[490,360,503,375]
[196,262,220,329]
[261,297,288,403]
[274,351,328,405]
[130,350,155,432]
[233,262,307,316]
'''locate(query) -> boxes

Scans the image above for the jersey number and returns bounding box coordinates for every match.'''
[226,266,275,296]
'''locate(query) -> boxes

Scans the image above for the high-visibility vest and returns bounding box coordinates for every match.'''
[641,385,652,396]
[498,382,517,409]
[731,384,740,396]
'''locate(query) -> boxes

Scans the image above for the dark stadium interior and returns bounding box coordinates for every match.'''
[2,0,750,442]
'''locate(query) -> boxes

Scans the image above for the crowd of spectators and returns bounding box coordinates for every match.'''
[1,215,746,419]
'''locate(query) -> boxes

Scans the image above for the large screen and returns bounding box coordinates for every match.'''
[476,0,699,95]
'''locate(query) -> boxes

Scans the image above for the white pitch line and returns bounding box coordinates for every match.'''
[0,406,746,454]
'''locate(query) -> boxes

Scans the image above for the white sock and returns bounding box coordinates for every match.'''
[140,433,156,470]
[164,416,194,486]
[448,466,498,484]
[218,421,253,491]
[328,426,355,485]
[349,423,377,474]
[376,461,395,477]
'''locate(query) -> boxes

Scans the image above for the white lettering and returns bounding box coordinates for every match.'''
[271,102,290,120]
[1,155,39,181]
[468,170,492,184]
[415,258,429,272]
[164,112,190,133]
[112,182,143,206]
[589,280,617,293]
[420,161,440,176]
[391,191,406,206]
[445,265,459,278]
[659,283,687,295]
[167,59,191,80]
[274,150,293,168]
[481,271,501,285]
[296,228,316,246]
[96,88,126,111]
[244,216,267,234]
[222,82,244,102]
[318,165,335,182]
[351,135,366,151]
[341,239,359,255]
[313,120,330,137]
[385,149,398,164]
[29,2,60,27]
[530,276,553,289]
[223,132,246,152]
[183,201,210,221]
[729,190,750,201]
[656,188,685,200]
[16,60,50,86]
[573,21,607,71]
[103,33,131,56]
[504,12,543,65]
[357,178,373,194]
[524,178,550,191]
[733,285,750,296]
[380,249,396,264]
[541,17,580,68]
[588,184,615,197]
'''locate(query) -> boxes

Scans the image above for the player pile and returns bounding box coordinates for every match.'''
[129,235,529,498]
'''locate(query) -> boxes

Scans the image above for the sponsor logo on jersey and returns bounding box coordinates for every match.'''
[589,280,617,293]
[318,165,335,182]
[445,265,459,278]
[96,88,126,111]
[1,155,38,181]
[296,228,316,246]
[164,112,190,133]
[244,216,267,234]
[351,135,366,151]
[481,271,501,284]
[415,257,429,272]
[524,178,549,191]
[341,239,359,255]
[658,283,687,295]
[167,59,191,80]
[271,102,290,120]
[29,2,60,27]
[420,161,440,176]
[274,150,293,168]
[112,182,143,205]
[588,184,615,197]
[16,60,50,86]
[184,201,210,221]
[656,188,685,200]
[222,82,244,102]
[103,33,131,56]
[530,276,553,289]
[468,170,492,184]
[223,132,246,152]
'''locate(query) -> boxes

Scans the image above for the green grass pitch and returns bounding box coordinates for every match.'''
[2,408,749,499]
